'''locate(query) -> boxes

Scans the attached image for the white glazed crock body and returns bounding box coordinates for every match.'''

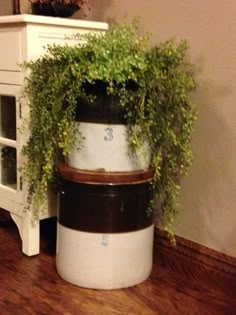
[66,122,150,172]
[56,223,154,290]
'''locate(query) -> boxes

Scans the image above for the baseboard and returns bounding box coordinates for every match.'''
[154,228,236,281]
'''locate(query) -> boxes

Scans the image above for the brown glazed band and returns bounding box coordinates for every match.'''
[58,165,154,233]
[58,179,153,233]
[58,163,155,185]
[75,94,127,124]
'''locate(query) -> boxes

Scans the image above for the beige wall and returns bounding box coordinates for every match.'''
[0,1,12,15]
[2,1,236,257]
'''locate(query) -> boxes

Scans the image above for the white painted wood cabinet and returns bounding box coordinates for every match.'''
[0,14,108,256]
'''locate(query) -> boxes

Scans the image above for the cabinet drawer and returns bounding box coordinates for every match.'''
[0,30,22,71]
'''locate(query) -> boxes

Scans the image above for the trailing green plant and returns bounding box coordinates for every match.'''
[21,20,197,236]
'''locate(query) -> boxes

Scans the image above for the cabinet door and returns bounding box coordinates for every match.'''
[0,84,23,208]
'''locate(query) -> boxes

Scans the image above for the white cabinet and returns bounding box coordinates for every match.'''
[0,14,108,256]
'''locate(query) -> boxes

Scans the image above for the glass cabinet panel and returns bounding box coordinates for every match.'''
[0,146,17,189]
[0,96,16,140]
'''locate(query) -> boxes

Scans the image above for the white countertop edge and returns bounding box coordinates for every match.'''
[0,14,108,30]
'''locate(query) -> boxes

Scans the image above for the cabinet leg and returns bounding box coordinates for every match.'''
[10,212,40,256]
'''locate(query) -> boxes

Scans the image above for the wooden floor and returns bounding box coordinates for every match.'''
[0,209,235,315]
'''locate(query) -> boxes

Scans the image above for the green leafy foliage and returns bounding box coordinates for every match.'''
[21,20,197,235]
